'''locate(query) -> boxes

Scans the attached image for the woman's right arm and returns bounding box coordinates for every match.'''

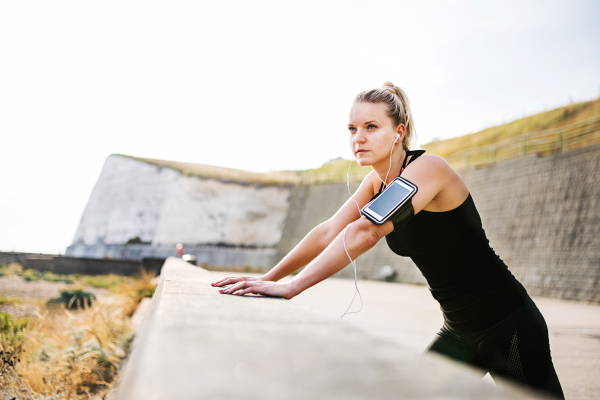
[211,171,379,287]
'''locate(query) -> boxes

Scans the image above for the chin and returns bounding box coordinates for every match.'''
[355,157,372,167]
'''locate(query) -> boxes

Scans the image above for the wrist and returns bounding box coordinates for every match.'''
[261,273,275,282]
[286,278,303,299]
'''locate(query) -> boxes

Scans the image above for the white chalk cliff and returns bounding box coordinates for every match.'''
[70,155,292,250]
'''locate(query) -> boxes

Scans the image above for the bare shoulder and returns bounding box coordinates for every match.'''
[406,154,454,177]
[404,154,469,212]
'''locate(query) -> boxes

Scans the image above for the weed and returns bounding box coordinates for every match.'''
[0,348,36,400]
[47,290,96,310]
[112,270,157,305]
[16,295,137,398]
[1,274,147,398]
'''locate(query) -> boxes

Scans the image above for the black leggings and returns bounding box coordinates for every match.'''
[427,297,564,399]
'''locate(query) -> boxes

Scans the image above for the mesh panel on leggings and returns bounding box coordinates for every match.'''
[507,329,529,390]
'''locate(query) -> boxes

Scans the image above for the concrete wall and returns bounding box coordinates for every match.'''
[66,243,278,269]
[23,255,164,276]
[460,143,600,302]
[279,143,600,302]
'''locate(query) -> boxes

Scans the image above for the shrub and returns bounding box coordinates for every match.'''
[0,294,18,306]
[0,313,28,355]
[22,269,42,282]
[85,274,128,290]
[47,290,96,310]
[125,236,150,245]
[0,263,21,277]
[42,271,75,284]
[0,313,28,337]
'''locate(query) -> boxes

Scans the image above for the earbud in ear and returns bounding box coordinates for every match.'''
[396,133,401,143]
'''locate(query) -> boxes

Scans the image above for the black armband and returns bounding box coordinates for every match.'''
[361,177,417,230]
[388,198,415,232]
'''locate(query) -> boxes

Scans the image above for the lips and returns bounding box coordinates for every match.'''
[356,149,369,155]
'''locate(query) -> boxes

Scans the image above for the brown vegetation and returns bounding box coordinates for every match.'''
[0,267,157,399]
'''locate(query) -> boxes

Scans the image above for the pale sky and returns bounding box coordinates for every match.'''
[1,0,599,254]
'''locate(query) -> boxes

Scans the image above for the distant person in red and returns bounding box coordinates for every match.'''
[212,82,564,398]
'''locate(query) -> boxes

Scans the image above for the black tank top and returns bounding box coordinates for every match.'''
[384,151,528,333]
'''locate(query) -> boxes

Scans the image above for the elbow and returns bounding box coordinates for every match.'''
[313,221,337,245]
[346,219,382,253]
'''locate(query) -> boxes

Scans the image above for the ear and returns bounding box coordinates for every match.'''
[395,124,406,143]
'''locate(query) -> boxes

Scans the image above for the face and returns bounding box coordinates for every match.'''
[348,102,403,167]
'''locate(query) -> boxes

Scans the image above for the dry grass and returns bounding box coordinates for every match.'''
[423,97,600,158]
[0,270,157,399]
[0,263,23,277]
[110,270,157,304]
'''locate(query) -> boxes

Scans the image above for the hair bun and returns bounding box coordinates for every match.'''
[382,82,401,97]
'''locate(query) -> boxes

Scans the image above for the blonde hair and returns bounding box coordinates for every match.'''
[353,82,416,149]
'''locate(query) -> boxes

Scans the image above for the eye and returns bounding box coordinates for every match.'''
[348,127,357,133]
[367,124,377,130]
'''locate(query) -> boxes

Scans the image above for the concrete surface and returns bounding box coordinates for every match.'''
[114,258,545,400]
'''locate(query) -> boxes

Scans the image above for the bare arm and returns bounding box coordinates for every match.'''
[212,171,381,287]
[219,156,452,298]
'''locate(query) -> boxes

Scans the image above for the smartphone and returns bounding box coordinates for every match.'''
[360,177,418,225]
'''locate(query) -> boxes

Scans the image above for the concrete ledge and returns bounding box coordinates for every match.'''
[114,258,540,399]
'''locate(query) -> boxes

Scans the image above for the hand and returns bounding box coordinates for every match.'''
[217,280,295,300]
[211,275,265,288]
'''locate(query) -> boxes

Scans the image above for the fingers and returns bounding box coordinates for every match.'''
[211,276,243,287]
[233,287,257,296]
[219,280,262,295]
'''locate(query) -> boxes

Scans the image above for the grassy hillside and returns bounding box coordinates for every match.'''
[422,97,600,158]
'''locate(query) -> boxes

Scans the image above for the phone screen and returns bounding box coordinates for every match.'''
[369,182,412,218]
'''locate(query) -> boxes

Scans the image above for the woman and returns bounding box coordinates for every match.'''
[212,82,564,398]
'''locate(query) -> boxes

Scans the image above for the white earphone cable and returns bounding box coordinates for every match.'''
[340,135,398,319]
[340,155,363,319]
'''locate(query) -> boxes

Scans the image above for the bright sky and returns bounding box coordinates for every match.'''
[1,0,599,254]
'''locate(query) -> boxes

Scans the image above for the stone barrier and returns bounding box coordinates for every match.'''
[22,255,164,276]
[114,258,544,400]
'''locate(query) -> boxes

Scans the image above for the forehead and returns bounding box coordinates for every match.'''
[348,102,390,125]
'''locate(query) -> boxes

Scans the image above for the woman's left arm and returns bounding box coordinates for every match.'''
[220,155,450,299]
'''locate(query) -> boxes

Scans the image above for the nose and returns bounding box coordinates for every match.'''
[353,128,367,144]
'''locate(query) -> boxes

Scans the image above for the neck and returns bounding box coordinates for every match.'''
[373,146,406,187]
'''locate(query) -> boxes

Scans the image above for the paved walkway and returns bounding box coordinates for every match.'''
[211,272,600,400]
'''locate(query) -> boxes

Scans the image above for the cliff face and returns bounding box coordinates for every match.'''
[69,155,292,250]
